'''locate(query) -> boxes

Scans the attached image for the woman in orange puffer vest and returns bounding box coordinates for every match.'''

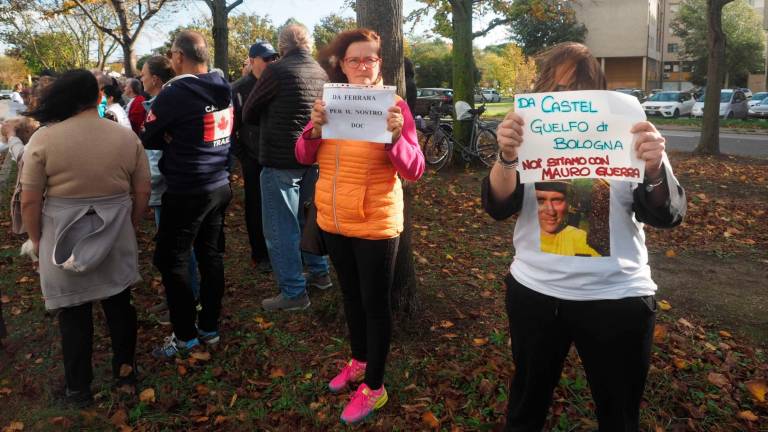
[295,28,424,425]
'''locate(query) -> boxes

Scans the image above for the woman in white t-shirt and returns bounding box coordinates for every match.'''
[102,84,131,129]
[485,42,686,431]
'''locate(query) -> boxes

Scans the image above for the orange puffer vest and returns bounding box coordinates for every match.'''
[314,137,403,240]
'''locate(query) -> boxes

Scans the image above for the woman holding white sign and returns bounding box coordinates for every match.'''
[295,28,424,425]
[484,42,687,431]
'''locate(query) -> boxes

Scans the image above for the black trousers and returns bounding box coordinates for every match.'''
[58,288,137,392]
[240,154,268,263]
[504,274,656,432]
[321,230,399,390]
[154,184,232,341]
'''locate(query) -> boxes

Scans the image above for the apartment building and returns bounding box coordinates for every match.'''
[573,0,666,91]
[574,0,767,91]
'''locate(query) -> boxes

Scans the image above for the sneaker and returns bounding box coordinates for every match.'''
[156,310,171,326]
[261,292,310,311]
[340,383,388,425]
[151,334,200,359]
[329,359,366,393]
[197,327,220,345]
[306,272,332,290]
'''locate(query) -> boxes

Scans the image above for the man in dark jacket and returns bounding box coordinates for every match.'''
[243,24,331,311]
[231,41,278,272]
[143,30,233,357]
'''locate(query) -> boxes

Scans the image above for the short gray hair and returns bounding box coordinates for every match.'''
[278,24,312,54]
[173,30,210,65]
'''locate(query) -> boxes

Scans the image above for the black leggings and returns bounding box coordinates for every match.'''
[504,274,656,432]
[321,230,399,390]
[58,288,137,392]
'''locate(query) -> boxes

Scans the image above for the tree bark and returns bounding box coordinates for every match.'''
[210,0,229,73]
[696,0,734,154]
[356,0,419,317]
[356,0,405,94]
[451,0,475,156]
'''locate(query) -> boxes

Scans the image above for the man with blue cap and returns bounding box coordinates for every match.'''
[231,41,279,272]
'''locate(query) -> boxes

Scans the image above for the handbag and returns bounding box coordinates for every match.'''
[300,201,326,256]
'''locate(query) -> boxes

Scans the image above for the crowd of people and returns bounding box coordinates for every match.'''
[0,24,685,430]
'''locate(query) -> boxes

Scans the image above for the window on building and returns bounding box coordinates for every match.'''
[668,43,679,53]
[672,64,681,72]
[664,63,673,71]
[681,63,693,72]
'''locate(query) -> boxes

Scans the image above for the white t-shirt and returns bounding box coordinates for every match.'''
[510,156,681,300]
[10,91,24,105]
[106,103,131,129]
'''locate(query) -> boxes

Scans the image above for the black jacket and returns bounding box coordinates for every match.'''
[242,49,328,169]
[142,72,232,194]
[231,73,259,161]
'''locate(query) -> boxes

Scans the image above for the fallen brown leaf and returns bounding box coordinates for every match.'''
[110,409,128,427]
[745,380,767,403]
[269,368,286,379]
[422,411,439,429]
[472,338,488,347]
[707,372,729,388]
[190,351,211,361]
[139,388,156,404]
[737,410,759,422]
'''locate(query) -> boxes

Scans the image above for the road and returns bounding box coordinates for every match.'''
[0,100,21,120]
[659,129,767,158]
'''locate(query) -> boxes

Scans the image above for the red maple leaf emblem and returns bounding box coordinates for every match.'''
[217,114,230,131]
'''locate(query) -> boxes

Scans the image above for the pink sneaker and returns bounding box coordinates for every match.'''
[328,359,366,393]
[340,383,388,425]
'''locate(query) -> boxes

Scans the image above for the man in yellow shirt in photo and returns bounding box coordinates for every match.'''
[536,181,601,257]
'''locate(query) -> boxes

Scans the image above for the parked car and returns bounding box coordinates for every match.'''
[748,97,768,119]
[480,88,501,102]
[614,88,647,103]
[691,89,749,119]
[414,87,453,117]
[641,91,695,117]
[0,89,11,100]
[748,92,768,108]
[736,87,752,99]
[648,88,664,98]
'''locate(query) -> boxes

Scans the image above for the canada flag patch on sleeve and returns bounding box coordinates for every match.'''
[203,106,234,147]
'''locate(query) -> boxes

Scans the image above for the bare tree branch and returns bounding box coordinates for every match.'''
[71,0,120,42]
[472,16,511,39]
[226,0,244,13]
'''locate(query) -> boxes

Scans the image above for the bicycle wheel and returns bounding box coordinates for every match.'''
[424,132,452,171]
[475,128,498,167]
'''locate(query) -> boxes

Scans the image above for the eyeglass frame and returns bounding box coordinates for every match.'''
[342,56,382,70]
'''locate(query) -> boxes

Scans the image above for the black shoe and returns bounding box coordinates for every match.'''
[56,387,94,408]
[251,258,272,274]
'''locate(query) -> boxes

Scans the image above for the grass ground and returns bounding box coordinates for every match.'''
[0,154,767,431]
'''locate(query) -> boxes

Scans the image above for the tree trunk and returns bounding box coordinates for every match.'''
[356,0,405,94]
[696,0,734,154]
[451,0,474,157]
[121,39,136,76]
[210,0,229,73]
[356,0,419,317]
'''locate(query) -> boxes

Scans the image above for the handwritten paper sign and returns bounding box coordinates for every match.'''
[514,90,646,183]
[321,83,396,143]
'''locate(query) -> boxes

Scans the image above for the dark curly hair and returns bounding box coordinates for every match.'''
[24,69,99,124]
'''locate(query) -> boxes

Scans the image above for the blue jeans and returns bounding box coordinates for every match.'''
[261,166,329,298]
[153,206,200,300]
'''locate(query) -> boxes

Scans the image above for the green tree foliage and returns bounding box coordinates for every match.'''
[508,0,587,56]
[0,56,30,87]
[672,0,766,86]
[477,43,536,95]
[313,14,356,52]
[157,13,277,79]
[408,37,453,88]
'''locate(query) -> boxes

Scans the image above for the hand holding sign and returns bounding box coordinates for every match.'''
[321,83,396,144]
[513,90,647,183]
[631,121,666,179]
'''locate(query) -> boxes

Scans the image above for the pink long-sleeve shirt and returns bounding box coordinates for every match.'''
[295,99,425,181]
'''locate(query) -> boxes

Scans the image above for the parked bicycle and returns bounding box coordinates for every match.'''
[421,101,498,171]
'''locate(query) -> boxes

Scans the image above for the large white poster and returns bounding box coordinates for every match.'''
[321,83,396,144]
[514,90,646,183]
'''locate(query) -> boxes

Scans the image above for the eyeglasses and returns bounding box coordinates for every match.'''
[343,56,381,69]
